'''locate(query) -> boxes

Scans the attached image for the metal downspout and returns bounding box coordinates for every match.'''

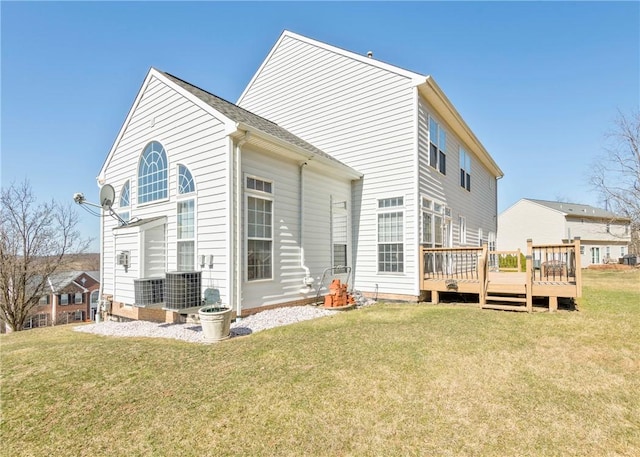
[234,133,249,318]
[299,161,313,290]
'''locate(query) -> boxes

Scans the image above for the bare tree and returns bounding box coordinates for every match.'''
[0,180,92,331]
[591,109,640,253]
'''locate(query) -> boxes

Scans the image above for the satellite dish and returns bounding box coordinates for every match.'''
[99,184,116,210]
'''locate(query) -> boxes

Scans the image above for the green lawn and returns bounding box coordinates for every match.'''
[2,269,639,456]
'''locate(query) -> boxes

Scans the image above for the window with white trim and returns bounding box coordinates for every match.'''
[422,198,446,248]
[621,246,626,257]
[246,177,273,281]
[177,165,196,271]
[332,200,348,270]
[119,180,130,225]
[459,216,467,245]
[478,228,483,247]
[59,294,69,305]
[39,295,50,305]
[74,293,83,304]
[378,197,404,273]
[429,117,447,175]
[138,141,168,204]
[459,148,471,191]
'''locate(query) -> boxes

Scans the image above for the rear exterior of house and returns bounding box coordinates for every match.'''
[498,199,631,267]
[97,31,503,320]
[98,69,359,322]
[238,31,503,301]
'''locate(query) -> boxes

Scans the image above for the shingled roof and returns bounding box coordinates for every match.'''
[527,199,630,221]
[161,70,349,167]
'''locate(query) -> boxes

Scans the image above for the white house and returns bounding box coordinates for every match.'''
[497,199,631,267]
[238,31,503,301]
[97,31,503,322]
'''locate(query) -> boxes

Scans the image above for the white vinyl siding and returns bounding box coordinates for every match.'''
[100,75,231,304]
[497,200,566,253]
[239,33,417,297]
[241,146,352,309]
[418,97,497,251]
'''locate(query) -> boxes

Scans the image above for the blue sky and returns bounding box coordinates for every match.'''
[2,1,638,252]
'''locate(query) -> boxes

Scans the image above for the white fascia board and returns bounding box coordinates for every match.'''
[113,216,167,235]
[237,30,424,104]
[234,122,363,181]
[523,199,568,216]
[417,76,504,179]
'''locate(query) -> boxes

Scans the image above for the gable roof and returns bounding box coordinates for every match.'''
[47,270,99,293]
[525,199,630,221]
[99,68,361,182]
[238,30,503,179]
[161,71,353,167]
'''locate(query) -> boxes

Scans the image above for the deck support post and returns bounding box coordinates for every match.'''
[549,296,558,313]
[431,290,439,305]
[573,237,583,298]
[525,254,533,313]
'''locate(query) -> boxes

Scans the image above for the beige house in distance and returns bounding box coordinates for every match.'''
[498,199,631,267]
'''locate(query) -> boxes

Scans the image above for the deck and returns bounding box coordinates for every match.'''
[420,238,582,312]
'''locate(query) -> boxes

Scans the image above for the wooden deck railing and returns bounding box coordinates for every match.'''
[527,238,582,286]
[420,245,487,281]
[420,238,583,312]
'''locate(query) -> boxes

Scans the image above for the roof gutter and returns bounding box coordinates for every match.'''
[234,122,363,180]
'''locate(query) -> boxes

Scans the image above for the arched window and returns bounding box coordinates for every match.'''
[119,180,130,224]
[138,141,168,204]
[178,165,195,194]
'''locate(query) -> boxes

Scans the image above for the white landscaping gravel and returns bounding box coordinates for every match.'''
[73,305,339,344]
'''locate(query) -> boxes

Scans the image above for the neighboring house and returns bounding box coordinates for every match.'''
[25,271,100,329]
[497,199,631,267]
[97,30,502,322]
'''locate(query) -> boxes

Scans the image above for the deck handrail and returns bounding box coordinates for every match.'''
[420,245,487,281]
[527,238,582,291]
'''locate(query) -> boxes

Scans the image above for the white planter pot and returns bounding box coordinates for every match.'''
[199,306,232,343]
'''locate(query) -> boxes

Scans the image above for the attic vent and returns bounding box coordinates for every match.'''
[367,51,373,58]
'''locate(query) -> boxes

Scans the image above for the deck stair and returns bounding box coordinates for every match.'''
[483,292,528,312]
[420,238,582,313]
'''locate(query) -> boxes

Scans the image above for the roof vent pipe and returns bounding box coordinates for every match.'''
[367,51,373,58]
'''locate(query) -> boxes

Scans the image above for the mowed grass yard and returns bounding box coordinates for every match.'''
[1,270,639,457]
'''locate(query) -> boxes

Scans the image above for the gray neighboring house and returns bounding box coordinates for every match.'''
[498,198,631,267]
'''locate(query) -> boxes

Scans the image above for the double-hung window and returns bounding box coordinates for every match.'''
[378,197,404,273]
[246,176,273,281]
[422,198,446,248]
[459,148,471,191]
[74,293,83,304]
[177,165,196,271]
[429,117,447,175]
